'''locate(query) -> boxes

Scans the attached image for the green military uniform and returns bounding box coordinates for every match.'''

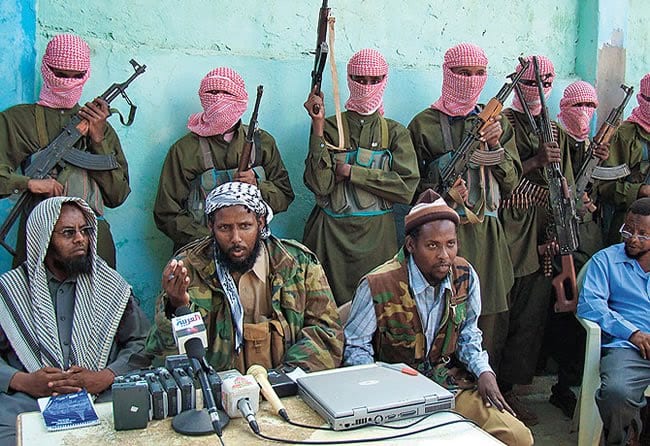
[303,111,419,306]
[145,235,343,373]
[599,121,650,245]
[498,109,575,386]
[0,104,130,268]
[154,122,294,252]
[408,108,521,370]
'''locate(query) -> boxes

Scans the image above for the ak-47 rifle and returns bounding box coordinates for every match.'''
[237,85,264,173]
[309,0,330,114]
[531,56,580,312]
[434,57,531,196]
[574,84,634,198]
[0,59,146,256]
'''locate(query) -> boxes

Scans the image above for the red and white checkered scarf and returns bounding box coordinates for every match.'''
[37,34,91,109]
[187,67,249,137]
[431,43,488,117]
[344,49,388,116]
[511,55,555,116]
[558,81,598,141]
[627,73,650,134]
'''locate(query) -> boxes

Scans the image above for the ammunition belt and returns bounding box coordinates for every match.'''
[500,177,549,209]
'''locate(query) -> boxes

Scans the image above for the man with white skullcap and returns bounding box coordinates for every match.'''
[600,73,650,245]
[497,55,576,425]
[408,43,522,388]
[344,189,533,446]
[303,48,419,306]
[154,66,294,253]
[0,34,131,268]
[147,182,343,373]
[0,197,150,445]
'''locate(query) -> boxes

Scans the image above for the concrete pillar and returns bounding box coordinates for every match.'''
[577,0,630,128]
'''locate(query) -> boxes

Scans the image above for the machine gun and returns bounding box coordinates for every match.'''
[434,57,530,196]
[574,84,634,198]
[237,85,264,173]
[309,0,330,114]
[531,56,580,312]
[0,59,146,256]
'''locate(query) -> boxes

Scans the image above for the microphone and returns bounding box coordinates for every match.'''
[185,338,223,437]
[171,306,207,354]
[247,364,290,421]
[237,398,260,434]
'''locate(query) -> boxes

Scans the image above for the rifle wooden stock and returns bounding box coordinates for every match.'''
[238,85,264,173]
[552,254,578,312]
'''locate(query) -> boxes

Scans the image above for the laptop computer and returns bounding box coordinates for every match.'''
[297,362,455,430]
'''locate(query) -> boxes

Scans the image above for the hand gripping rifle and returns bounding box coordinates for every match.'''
[309,0,330,114]
[237,85,264,173]
[531,56,580,312]
[0,59,146,256]
[574,84,634,198]
[435,57,531,197]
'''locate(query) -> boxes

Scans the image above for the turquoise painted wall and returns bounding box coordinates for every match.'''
[1,0,647,318]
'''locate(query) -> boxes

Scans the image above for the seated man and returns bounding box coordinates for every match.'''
[344,189,533,446]
[147,182,343,373]
[578,197,650,446]
[0,197,151,446]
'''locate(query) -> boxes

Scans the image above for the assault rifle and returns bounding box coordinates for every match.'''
[237,85,264,173]
[531,56,580,312]
[0,59,146,256]
[309,0,330,114]
[434,57,530,196]
[574,84,634,198]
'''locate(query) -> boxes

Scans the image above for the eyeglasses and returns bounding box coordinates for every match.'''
[55,226,94,239]
[619,224,650,242]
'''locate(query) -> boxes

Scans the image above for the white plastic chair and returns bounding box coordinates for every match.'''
[572,261,650,446]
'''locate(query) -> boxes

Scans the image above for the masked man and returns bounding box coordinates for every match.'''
[303,48,419,305]
[154,67,294,253]
[344,190,533,446]
[497,55,576,425]
[408,43,521,377]
[600,73,650,245]
[147,182,342,373]
[0,34,131,268]
[0,197,150,445]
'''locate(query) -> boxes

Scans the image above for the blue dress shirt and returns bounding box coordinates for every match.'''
[577,243,650,350]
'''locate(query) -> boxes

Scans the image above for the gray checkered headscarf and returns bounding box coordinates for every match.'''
[205,181,274,239]
[0,197,131,372]
[205,182,273,352]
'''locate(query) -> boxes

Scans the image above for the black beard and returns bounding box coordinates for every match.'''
[52,255,92,276]
[625,244,650,260]
[215,236,262,273]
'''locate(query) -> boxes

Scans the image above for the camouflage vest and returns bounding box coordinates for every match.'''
[366,249,471,388]
[187,130,267,225]
[318,112,393,217]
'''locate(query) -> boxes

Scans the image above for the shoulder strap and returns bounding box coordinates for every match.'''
[439,115,454,152]
[34,105,49,148]
[198,137,215,170]
[380,116,389,149]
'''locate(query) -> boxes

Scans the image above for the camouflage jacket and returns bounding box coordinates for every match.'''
[146,236,343,372]
[366,249,471,388]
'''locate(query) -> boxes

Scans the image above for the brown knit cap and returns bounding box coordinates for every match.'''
[404,189,460,234]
